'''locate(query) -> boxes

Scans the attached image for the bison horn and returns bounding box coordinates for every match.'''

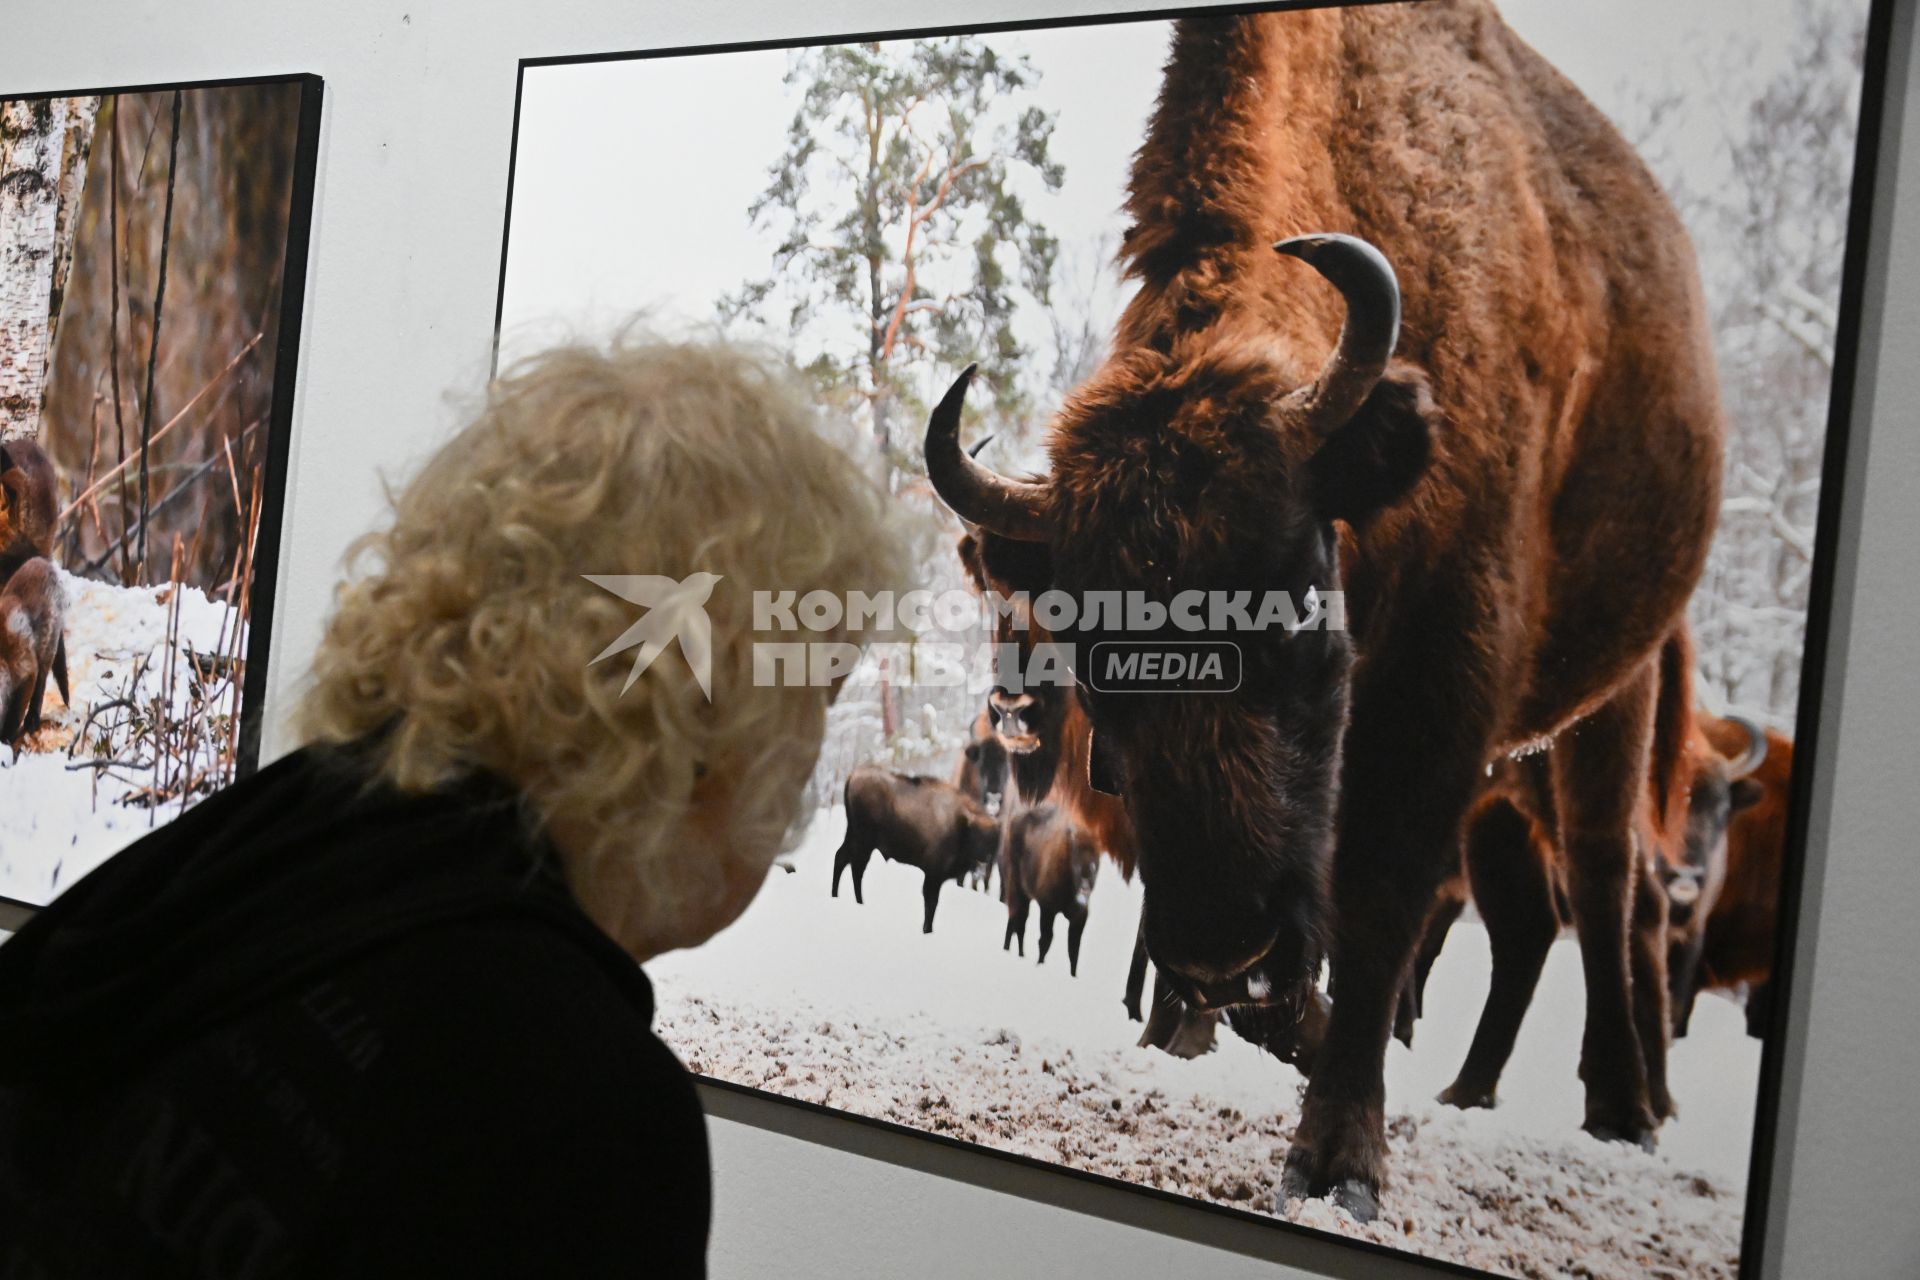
[1722,714,1769,779]
[1273,233,1402,435]
[924,364,1053,542]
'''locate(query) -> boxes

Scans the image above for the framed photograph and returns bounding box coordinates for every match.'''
[494,3,1891,1275]
[0,74,321,912]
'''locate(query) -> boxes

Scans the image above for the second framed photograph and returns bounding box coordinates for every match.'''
[0,74,320,912]
[496,2,1888,1276]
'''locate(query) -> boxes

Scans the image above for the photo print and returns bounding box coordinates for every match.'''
[495,3,1885,1274]
[0,75,320,908]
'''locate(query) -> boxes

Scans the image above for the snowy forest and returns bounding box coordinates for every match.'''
[0,83,306,904]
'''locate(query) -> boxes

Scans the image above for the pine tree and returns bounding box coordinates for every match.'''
[722,37,1064,479]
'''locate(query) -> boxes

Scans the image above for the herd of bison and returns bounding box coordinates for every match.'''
[823,3,1809,1222]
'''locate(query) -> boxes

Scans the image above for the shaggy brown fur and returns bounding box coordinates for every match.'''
[0,557,70,750]
[929,3,1724,1214]
[0,441,59,586]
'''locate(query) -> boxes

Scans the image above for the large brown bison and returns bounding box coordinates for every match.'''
[833,767,1001,934]
[926,2,1722,1215]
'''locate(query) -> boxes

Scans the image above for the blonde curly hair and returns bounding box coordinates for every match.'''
[296,338,907,956]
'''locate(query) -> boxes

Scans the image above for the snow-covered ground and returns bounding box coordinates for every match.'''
[653,805,1760,1278]
[0,568,245,905]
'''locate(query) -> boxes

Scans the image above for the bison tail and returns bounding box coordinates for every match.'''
[1647,624,1695,851]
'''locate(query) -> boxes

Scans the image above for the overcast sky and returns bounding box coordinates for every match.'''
[499,0,1866,381]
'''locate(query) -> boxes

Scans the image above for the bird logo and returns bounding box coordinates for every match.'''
[584,572,723,701]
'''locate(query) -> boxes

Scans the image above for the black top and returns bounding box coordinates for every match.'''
[0,745,709,1278]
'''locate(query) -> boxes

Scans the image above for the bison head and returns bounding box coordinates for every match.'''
[1665,716,1769,937]
[928,234,1438,1016]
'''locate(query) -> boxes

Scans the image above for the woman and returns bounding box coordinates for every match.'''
[0,340,904,1277]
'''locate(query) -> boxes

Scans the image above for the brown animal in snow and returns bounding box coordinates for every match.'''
[1674,717,1792,1039]
[926,1,1723,1215]
[0,440,59,586]
[833,766,1001,934]
[953,705,1010,892]
[1660,712,1769,1036]
[999,803,1099,977]
[0,557,70,751]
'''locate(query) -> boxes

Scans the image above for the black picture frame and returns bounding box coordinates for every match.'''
[0,72,324,920]
[491,5,1898,1276]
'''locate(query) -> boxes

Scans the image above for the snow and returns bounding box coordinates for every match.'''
[0,568,245,905]
[652,805,1760,1278]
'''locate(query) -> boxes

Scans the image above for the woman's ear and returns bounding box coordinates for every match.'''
[1306,364,1439,528]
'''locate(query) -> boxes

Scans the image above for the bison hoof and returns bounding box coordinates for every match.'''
[1437,1081,1497,1111]
[1585,1120,1658,1153]
[1279,1148,1381,1224]
[1124,1003,1142,1023]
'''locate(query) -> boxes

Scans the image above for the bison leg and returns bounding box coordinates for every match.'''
[1283,898,1433,1220]
[1668,932,1706,1038]
[1009,898,1030,957]
[1439,795,1558,1110]
[1554,662,1661,1148]
[921,873,943,935]
[1066,908,1087,978]
[1631,854,1676,1120]
[1036,907,1056,965]
[1124,913,1149,1021]
[25,664,49,735]
[1396,882,1465,1048]
[832,829,874,904]
[1284,679,1485,1221]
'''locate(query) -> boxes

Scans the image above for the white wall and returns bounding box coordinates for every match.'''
[3,2,1914,1276]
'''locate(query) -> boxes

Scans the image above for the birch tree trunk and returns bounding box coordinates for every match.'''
[0,95,100,443]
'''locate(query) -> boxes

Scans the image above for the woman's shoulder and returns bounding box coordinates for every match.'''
[331,909,689,1091]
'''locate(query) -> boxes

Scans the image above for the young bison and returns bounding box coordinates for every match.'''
[833,766,1000,934]
[1001,804,1099,977]
[1670,716,1787,1039]
[953,707,1009,892]
[0,441,59,586]
[0,557,70,752]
